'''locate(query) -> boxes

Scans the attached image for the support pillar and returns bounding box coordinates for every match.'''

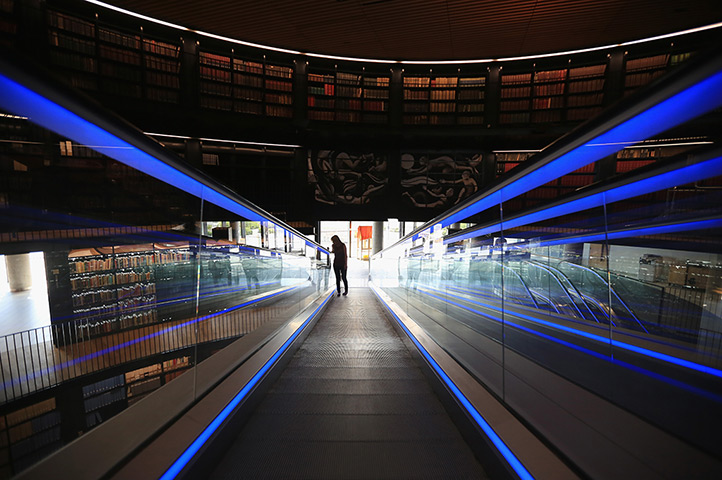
[372,221,384,256]
[5,253,33,291]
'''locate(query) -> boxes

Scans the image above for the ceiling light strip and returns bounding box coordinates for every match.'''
[83,0,722,65]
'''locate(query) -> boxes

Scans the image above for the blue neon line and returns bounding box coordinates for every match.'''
[369,285,534,480]
[0,73,324,255]
[441,70,722,228]
[1,285,303,390]
[417,285,722,379]
[160,291,334,480]
[445,156,722,245]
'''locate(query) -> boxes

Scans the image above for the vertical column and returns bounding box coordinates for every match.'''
[180,36,199,110]
[389,66,403,128]
[5,253,32,291]
[604,49,626,107]
[231,221,242,244]
[372,221,384,256]
[293,59,308,127]
[184,138,203,168]
[485,64,501,128]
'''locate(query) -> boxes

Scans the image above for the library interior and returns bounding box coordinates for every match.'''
[1,1,722,478]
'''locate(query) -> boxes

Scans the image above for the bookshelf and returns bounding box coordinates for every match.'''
[308,68,389,123]
[308,70,337,122]
[199,51,233,111]
[83,374,126,428]
[403,73,467,125]
[403,74,430,125]
[495,152,536,176]
[566,63,606,121]
[47,10,98,92]
[429,76,457,125]
[124,356,190,405]
[615,144,690,174]
[362,73,389,123]
[457,75,485,125]
[197,49,293,117]
[1,398,62,474]
[97,26,142,99]
[143,38,180,103]
[624,53,670,95]
[499,72,532,124]
[264,62,293,118]
[532,68,566,123]
[335,71,362,123]
[232,58,264,114]
[68,246,158,339]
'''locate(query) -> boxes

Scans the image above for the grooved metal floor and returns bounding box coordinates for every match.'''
[209,287,488,479]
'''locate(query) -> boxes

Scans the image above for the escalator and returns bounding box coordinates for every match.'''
[207,288,490,479]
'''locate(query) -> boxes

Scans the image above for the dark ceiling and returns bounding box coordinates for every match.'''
[101,0,722,61]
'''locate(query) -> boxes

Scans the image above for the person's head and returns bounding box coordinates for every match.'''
[331,235,341,245]
[462,170,470,179]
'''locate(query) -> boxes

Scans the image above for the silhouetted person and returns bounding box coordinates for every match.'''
[330,235,348,297]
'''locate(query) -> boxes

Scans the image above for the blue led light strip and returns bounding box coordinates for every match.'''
[159,291,334,480]
[417,284,722,379]
[1,284,304,390]
[440,69,722,228]
[445,156,722,244]
[0,72,330,256]
[369,285,534,480]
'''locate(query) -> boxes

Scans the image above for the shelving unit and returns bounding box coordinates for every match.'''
[308,68,390,123]
[335,71,362,123]
[264,62,293,118]
[362,73,389,123]
[532,68,566,123]
[624,53,670,95]
[83,374,126,429]
[457,76,485,125]
[47,10,98,92]
[97,25,142,99]
[402,74,430,125]
[68,246,158,339]
[125,356,190,405]
[499,72,532,124]
[615,144,690,174]
[143,38,180,103]
[1,398,62,475]
[566,64,606,121]
[198,50,293,117]
[232,59,264,114]
[199,51,232,111]
[495,152,536,176]
[307,70,336,122]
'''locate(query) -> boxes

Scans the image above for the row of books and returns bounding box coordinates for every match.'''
[49,11,94,37]
[146,72,179,89]
[534,69,567,82]
[83,388,125,413]
[117,283,155,299]
[625,71,666,88]
[49,31,94,55]
[119,309,158,328]
[626,54,669,72]
[616,147,669,158]
[4,399,56,429]
[99,45,141,65]
[146,57,179,74]
[83,374,125,398]
[568,93,603,107]
[532,96,565,110]
[99,28,140,49]
[533,83,565,96]
[458,90,484,100]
